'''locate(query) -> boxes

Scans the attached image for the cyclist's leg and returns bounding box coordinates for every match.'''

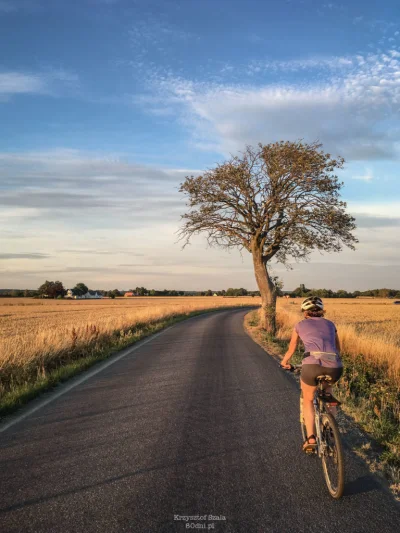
[300,379,317,443]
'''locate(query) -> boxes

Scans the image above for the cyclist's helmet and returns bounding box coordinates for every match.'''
[301,296,324,312]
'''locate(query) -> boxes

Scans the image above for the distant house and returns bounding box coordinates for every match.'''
[65,290,102,300]
[86,291,102,299]
[124,292,134,297]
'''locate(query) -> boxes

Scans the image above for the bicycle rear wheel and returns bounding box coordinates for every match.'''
[299,391,307,442]
[320,412,345,499]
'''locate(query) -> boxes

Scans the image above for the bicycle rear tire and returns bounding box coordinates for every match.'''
[321,412,345,499]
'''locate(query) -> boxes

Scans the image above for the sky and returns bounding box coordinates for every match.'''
[0,0,399,292]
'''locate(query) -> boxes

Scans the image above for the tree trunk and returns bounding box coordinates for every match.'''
[252,244,277,334]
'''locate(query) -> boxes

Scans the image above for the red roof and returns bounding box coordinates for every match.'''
[124,292,134,297]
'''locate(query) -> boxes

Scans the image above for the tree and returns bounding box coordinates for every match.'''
[179,141,357,333]
[135,286,147,296]
[11,289,23,297]
[73,282,89,296]
[336,289,350,298]
[377,288,390,298]
[107,290,117,299]
[38,280,66,299]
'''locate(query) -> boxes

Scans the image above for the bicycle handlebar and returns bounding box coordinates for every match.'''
[279,363,302,374]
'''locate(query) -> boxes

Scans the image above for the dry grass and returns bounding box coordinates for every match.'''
[276,298,400,385]
[0,296,259,382]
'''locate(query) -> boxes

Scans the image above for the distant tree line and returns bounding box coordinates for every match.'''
[287,284,400,299]
[1,282,399,299]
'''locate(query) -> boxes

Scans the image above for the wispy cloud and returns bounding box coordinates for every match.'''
[0,0,41,14]
[352,168,373,181]
[247,55,354,75]
[0,72,45,95]
[0,68,79,100]
[128,16,194,63]
[58,249,145,256]
[0,253,51,260]
[0,149,193,224]
[353,214,400,228]
[138,47,400,161]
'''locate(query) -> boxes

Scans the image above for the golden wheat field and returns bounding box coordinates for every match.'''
[0,296,259,373]
[1,296,399,385]
[276,298,400,384]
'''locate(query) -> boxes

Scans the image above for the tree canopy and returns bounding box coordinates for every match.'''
[38,280,66,299]
[73,282,89,296]
[180,140,357,332]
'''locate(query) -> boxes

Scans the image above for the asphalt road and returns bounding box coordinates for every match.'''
[1,308,399,533]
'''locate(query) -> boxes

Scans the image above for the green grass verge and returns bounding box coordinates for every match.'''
[245,309,400,497]
[0,305,255,421]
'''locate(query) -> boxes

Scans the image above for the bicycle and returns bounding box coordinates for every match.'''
[283,364,345,499]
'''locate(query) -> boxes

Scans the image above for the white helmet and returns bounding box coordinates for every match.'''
[301,296,324,312]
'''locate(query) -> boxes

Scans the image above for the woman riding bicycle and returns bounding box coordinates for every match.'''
[280,296,343,453]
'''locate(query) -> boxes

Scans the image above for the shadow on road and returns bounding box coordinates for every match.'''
[344,475,381,496]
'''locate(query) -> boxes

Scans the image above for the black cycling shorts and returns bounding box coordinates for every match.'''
[300,364,343,387]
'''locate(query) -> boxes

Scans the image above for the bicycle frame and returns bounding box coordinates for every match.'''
[313,385,327,458]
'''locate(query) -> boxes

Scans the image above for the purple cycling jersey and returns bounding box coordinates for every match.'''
[295,317,342,368]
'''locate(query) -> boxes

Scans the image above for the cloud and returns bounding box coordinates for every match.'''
[0,69,79,100]
[275,262,400,291]
[58,249,146,256]
[0,1,41,13]
[0,72,45,95]
[0,149,193,232]
[140,48,400,161]
[353,214,400,228]
[352,168,373,181]
[0,253,51,259]
[247,55,354,74]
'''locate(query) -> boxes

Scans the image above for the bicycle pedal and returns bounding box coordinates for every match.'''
[304,447,317,455]
[319,395,341,406]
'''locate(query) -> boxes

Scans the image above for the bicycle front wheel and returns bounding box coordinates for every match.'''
[320,412,345,499]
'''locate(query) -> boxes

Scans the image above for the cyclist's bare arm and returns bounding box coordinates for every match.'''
[281,329,299,368]
[335,332,341,354]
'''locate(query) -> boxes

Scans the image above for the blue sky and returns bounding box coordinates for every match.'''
[1,0,399,291]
